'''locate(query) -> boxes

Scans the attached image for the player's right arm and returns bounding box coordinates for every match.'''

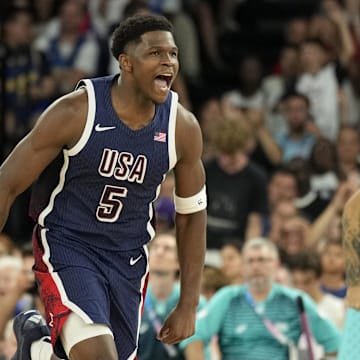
[342,188,360,309]
[0,89,88,231]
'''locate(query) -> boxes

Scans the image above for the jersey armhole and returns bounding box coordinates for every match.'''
[168,91,178,170]
[66,79,96,156]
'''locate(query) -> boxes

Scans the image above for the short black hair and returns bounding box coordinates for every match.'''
[111,14,174,60]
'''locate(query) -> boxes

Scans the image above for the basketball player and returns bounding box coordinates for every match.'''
[338,188,360,360]
[0,14,207,360]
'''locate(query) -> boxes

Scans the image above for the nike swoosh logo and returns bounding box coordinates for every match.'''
[95,124,116,132]
[130,254,143,266]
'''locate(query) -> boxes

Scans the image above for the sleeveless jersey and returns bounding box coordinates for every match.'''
[29,75,178,250]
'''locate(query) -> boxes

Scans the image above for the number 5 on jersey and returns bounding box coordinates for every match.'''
[96,185,128,222]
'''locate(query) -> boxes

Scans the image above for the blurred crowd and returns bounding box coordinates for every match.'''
[1,0,360,359]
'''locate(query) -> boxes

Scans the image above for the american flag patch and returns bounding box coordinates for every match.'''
[154,131,167,142]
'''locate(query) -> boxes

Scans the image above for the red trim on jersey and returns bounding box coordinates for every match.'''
[32,226,71,350]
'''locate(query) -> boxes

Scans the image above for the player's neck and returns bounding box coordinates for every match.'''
[116,76,155,108]
[112,83,156,129]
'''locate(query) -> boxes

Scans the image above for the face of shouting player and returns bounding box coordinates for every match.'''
[123,31,179,104]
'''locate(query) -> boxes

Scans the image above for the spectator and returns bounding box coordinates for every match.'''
[199,264,227,360]
[310,0,355,67]
[267,199,298,243]
[32,0,61,40]
[138,231,205,360]
[219,102,282,175]
[2,6,56,243]
[194,0,238,72]
[17,242,43,315]
[196,98,223,161]
[205,118,269,252]
[267,167,298,210]
[220,240,243,285]
[288,250,345,329]
[319,238,347,299]
[35,0,100,96]
[0,234,17,257]
[200,265,228,301]
[341,57,360,128]
[154,198,175,231]
[296,38,340,141]
[3,5,56,153]
[221,54,265,112]
[154,172,176,231]
[287,157,329,221]
[336,126,360,183]
[275,91,318,163]
[275,214,312,264]
[275,264,293,287]
[284,18,309,47]
[308,178,356,246]
[0,255,34,340]
[262,44,301,139]
[0,319,16,360]
[219,99,282,175]
[181,237,340,360]
[87,0,129,39]
[308,137,340,202]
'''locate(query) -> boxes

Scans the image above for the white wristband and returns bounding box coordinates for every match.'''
[174,186,207,214]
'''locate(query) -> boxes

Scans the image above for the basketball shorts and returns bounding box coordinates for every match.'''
[32,224,149,359]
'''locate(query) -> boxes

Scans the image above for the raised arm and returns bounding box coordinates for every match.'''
[0,89,87,231]
[158,104,206,344]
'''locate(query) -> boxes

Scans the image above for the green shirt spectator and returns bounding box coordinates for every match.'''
[181,237,340,360]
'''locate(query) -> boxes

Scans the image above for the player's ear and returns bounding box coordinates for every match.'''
[119,54,133,72]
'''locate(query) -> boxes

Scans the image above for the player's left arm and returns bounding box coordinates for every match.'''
[173,104,206,308]
[158,104,206,344]
[342,189,360,309]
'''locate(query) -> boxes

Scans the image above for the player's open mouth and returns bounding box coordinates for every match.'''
[154,74,173,91]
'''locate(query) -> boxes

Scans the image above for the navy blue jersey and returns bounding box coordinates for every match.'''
[30,75,178,251]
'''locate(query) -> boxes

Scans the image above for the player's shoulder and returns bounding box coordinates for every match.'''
[32,88,89,148]
[176,102,200,131]
[48,88,88,120]
[174,102,203,160]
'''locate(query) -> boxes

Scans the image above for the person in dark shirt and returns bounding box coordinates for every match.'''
[205,118,268,251]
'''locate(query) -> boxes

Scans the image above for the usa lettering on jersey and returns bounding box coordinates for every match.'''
[96,149,148,223]
[98,148,147,183]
